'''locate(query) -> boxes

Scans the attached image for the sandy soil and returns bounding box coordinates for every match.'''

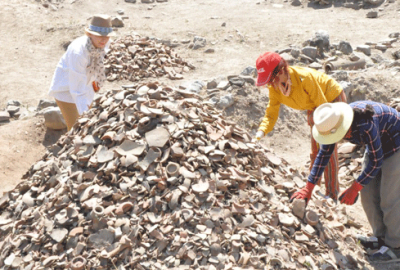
[1,0,400,268]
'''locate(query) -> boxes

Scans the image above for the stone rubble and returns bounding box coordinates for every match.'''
[0,82,375,270]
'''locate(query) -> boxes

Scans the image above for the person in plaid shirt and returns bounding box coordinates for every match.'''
[291,100,400,261]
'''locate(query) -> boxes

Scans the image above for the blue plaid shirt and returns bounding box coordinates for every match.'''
[309,101,400,186]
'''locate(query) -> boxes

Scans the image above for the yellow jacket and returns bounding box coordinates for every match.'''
[258,66,342,135]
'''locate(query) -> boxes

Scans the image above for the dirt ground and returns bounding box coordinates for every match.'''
[1,0,400,269]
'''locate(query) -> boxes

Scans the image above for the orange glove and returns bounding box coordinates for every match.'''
[290,182,315,204]
[92,81,100,92]
[339,182,363,205]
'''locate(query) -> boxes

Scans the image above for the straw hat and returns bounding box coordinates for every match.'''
[85,14,115,37]
[312,102,354,145]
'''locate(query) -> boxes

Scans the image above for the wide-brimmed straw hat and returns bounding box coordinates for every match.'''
[85,14,115,37]
[255,52,282,86]
[312,102,354,145]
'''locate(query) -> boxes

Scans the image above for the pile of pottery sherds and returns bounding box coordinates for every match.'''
[0,82,375,270]
[104,34,195,82]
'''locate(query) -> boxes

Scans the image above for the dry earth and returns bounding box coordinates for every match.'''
[1,0,400,269]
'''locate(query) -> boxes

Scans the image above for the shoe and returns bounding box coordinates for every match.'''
[356,235,385,250]
[369,246,400,262]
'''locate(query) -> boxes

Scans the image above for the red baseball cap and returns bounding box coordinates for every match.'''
[256,52,282,86]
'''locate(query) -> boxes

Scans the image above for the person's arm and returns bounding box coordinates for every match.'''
[290,144,335,203]
[308,144,335,184]
[67,49,93,115]
[258,90,281,135]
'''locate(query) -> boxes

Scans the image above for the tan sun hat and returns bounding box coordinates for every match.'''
[85,14,115,37]
[312,102,354,145]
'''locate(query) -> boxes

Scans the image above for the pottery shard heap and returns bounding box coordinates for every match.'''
[0,82,370,270]
[104,34,195,82]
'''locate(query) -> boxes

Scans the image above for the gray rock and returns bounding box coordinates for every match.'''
[298,53,313,64]
[375,44,387,52]
[192,36,206,50]
[207,80,218,89]
[37,99,56,111]
[241,66,257,77]
[0,111,10,122]
[370,53,385,64]
[356,45,371,56]
[239,75,255,85]
[338,41,353,55]
[290,48,301,58]
[389,32,400,38]
[380,38,397,46]
[218,94,234,109]
[6,105,20,116]
[280,52,295,65]
[228,77,245,87]
[7,100,21,107]
[308,62,323,70]
[291,0,302,6]
[387,60,400,68]
[125,0,136,2]
[393,50,400,60]
[278,48,292,54]
[366,11,378,18]
[43,107,67,130]
[349,53,361,61]
[217,81,230,90]
[312,30,330,52]
[302,46,318,60]
[141,0,154,3]
[16,107,31,120]
[112,16,124,27]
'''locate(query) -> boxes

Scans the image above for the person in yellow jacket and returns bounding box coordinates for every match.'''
[255,51,347,200]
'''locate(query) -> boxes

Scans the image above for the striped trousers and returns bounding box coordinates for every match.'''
[307,91,347,200]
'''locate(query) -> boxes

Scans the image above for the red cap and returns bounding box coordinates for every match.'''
[256,52,282,86]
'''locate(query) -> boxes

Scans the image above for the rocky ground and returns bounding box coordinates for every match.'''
[1,0,400,269]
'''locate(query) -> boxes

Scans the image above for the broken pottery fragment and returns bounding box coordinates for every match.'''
[306,210,319,226]
[292,198,306,219]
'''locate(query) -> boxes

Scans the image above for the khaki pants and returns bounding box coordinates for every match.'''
[55,99,80,131]
[361,150,400,248]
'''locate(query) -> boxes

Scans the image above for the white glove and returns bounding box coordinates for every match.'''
[255,130,265,140]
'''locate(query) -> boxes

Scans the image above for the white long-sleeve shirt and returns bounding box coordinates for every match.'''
[48,36,109,115]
